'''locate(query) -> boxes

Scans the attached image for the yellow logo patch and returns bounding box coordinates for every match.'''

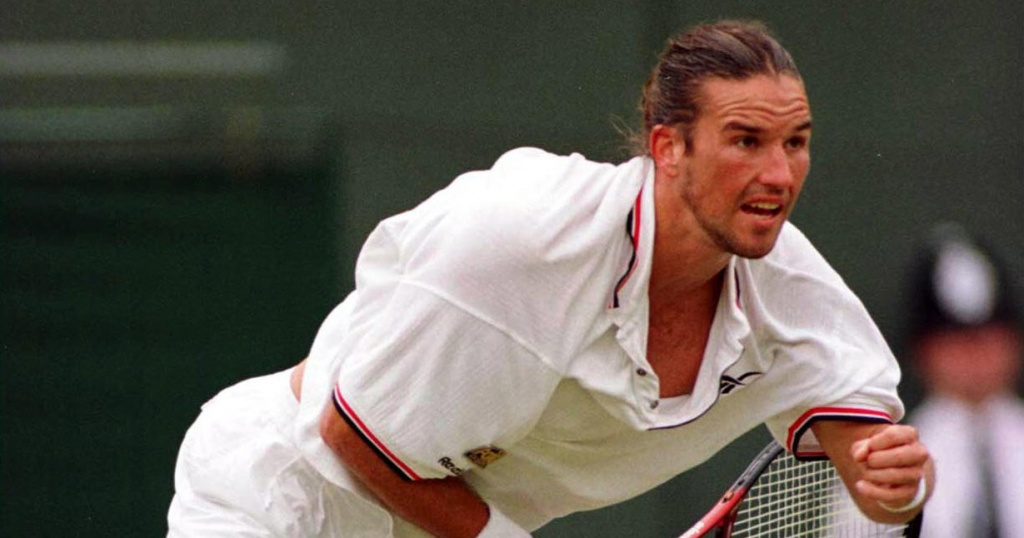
[464,446,507,469]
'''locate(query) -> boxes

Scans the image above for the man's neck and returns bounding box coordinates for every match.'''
[649,168,732,299]
[649,221,731,302]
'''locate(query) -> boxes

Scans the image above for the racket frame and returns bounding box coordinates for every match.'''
[677,441,922,538]
[679,442,784,538]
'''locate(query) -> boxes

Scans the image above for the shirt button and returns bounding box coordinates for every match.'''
[649,400,659,410]
[636,368,648,376]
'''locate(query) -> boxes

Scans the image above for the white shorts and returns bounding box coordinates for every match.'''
[166,369,396,537]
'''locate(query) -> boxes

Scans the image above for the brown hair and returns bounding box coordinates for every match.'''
[632,20,801,155]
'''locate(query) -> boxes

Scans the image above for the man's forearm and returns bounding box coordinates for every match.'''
[319,400,490,538]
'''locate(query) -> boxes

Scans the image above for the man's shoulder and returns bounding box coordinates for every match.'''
[738,223,860,319]
[767,222,817,258]
[490,146,566,169]
[424,147,646,252]
[484,147,640,203]
[753,223,843,285]
[395,146,647,308]
[490,146,611,173]
[391,148,648,359]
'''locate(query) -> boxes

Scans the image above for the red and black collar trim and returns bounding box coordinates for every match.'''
[610,187,643,309]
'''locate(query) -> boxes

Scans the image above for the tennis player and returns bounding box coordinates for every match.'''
[168,20,934,537]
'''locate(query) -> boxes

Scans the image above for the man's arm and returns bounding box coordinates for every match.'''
[318,399,492,538]
[811,420,934,524]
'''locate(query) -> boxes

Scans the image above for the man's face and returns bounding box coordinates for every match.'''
[916,324,1022,404]
[675,74,812,259]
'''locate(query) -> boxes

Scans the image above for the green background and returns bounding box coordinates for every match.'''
[2,2,1021,536]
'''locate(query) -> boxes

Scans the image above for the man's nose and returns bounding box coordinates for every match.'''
[758,144,795,189]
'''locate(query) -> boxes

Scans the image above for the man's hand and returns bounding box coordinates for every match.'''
[813,421,934,524]
[851,424,930,512]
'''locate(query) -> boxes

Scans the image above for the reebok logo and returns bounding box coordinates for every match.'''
[438,457,466,476]
[719,371,762,394]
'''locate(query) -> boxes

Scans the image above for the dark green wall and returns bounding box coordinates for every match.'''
[1,108,341,535]
[2,2,1021,536]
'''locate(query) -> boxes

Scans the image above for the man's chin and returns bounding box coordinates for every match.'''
[728,234,782,259]
[734,247,775,260]
[704,220,784,259]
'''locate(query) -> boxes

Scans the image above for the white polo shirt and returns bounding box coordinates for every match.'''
[293,148,903,535]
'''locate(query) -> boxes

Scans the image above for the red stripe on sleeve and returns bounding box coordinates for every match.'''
[787,407,893,458]
[333,384,422,481]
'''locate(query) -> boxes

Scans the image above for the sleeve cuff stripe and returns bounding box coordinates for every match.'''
[333,384,422,481]
[786,406,893,457]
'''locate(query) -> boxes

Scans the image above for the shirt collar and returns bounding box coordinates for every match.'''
[602,163,756,428]
[644,258,754,429]
[607,162,748,328]
[608,160,655,317]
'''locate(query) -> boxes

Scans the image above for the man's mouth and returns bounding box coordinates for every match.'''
[741,201,783,219]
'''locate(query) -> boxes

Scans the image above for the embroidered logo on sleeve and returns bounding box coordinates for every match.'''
[719,371,763,394]
[465,446,508,469]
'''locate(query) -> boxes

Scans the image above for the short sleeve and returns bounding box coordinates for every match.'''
[754,227,905,459]
[334,280,561,480]
[767,400,897,460]
[761,321,904,459]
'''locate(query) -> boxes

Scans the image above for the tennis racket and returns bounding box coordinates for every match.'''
[678,441,922,538]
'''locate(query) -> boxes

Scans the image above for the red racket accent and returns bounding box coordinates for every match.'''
[678,441,922,538]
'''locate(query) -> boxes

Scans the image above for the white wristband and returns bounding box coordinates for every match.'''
[878,476,927,513]
[476,504,531,538]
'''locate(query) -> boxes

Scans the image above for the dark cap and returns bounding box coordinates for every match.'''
[908,223,1019,338]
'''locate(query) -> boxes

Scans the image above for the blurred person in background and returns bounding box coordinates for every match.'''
[906,223,1024,538]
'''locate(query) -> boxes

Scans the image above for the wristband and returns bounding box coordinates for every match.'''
[476,504,531,538]
[878,476,927,513]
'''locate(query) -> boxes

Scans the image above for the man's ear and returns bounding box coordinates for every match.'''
[649,124,685,177]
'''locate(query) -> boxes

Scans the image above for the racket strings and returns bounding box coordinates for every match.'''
[731,454,907,538]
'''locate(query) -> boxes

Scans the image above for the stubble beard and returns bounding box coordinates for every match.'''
[681,174,779,260]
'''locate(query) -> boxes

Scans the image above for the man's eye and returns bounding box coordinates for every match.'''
[736,136,757,148]
[785,137,807,150]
